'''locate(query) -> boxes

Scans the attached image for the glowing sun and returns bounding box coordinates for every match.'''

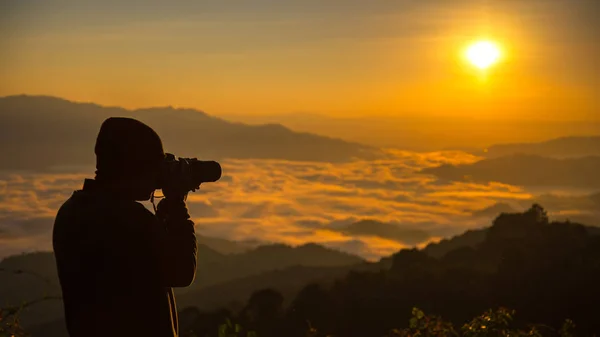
[465,40,502,70]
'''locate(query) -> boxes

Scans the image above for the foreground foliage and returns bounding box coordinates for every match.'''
[0,305,580,337]
[179,307,578,337]
[385,307,577,337]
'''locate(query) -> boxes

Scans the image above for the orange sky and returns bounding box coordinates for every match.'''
[1,0,598,121]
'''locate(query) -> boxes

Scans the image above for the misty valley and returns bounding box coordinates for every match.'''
[1,96,599,336]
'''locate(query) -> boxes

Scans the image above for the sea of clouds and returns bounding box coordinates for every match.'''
[1,149,598,261]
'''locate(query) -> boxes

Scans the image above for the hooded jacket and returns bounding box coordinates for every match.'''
[53,117,197,337]
[53,179,197,336]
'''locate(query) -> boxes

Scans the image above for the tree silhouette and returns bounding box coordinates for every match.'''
[239,289,285,337]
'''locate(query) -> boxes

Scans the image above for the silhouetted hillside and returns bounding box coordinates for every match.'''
[174,205,600,337]
[0,241,363,328]
[0,252,64,332]
[484,136,600,158]
[181,251,393,311]
[422,154,600,188]
[196,234,255,255]
[179,265,359,311]
[423,212,600,259]
[187,243,364,292]
[10,206,600,336]
[422,228,487,259]
[0,95,382,171]
[196,244,227,264]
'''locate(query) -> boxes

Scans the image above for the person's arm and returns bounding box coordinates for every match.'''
[153,197,198,287]
[97,198,197,291]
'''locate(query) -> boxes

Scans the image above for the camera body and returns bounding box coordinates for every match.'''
[156,153,222,192]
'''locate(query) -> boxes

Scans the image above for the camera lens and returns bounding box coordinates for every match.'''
[192,160,222,184]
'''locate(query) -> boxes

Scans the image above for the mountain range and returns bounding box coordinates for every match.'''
[421,154,600,189]
[221,112,600,151]
[3,95,599,173]
[482,136,600,158]
[0,240,364,330]
[0,95,381,171]
[5,210,599,336]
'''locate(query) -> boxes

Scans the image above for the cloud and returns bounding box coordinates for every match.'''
[1,151,598,260]
[469,202,519,219]
[186,200,220,218]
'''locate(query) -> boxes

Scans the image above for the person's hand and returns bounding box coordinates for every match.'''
[156,185,191,222]
[161,180,189,202]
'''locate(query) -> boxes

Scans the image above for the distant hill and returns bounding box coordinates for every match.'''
[469,202,518,218]
[179,256,393,311]
[0,95,382,171]
[196,234,255,255]
[187,243,364,292]
[178,265,358,311]
[26,261,388,337]
[222,112,600,151]
[422,228,488,259]
[483,136,600,158]
[421,154,600,188]
[339,219,431,245]
[196,244,227,264]
[427,197,600,259]
[423,216,600,259]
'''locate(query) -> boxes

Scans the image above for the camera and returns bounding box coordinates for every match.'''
[156,153,222,192]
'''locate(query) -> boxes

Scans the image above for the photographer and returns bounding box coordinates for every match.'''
[53,117,199,337]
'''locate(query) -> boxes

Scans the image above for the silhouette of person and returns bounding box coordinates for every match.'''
[53,117,198,337]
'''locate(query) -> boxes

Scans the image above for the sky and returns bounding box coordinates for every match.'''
[1,0,599,121]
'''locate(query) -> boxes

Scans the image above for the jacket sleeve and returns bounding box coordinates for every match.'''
[100,199,198,290]
[152,198,198,287]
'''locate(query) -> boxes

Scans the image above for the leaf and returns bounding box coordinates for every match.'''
[218,324,228,337]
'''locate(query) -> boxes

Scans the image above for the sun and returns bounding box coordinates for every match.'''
[465,40,502,70]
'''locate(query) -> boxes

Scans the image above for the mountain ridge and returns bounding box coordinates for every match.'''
[483,135,600,158]
[0,95,382,171]
[421,154,600,188]
[0,240,364,328]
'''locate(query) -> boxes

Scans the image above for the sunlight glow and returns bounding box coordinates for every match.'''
[465,41,502,70]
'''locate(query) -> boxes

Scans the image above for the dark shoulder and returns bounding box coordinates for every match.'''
[102,197,158,226]
[55,191,157,228]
